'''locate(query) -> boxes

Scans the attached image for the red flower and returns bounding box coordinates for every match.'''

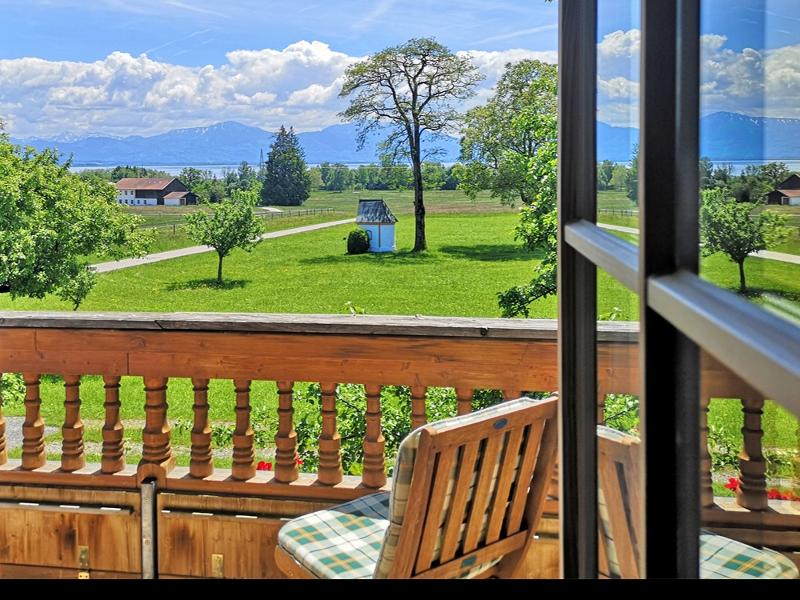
[767,488,799,501]
[724,477,740,491]
[257,461,273,471]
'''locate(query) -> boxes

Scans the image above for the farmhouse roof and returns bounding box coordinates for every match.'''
[164,191,191,200]
[356,199,397,224]
[115,177,177,190]
[777,189,800,197]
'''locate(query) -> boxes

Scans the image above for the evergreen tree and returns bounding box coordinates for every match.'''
[260,126,311,206]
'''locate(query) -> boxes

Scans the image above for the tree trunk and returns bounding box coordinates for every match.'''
[411,143,426,252]
[738,259,747,293]
[217,253,224,284]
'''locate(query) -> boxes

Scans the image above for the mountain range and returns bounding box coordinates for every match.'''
[10,111,800,166]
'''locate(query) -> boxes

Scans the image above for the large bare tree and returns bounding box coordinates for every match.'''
[339,38,483,251]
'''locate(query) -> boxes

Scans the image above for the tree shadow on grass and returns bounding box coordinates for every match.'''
[740,287,800,304]
[438,244,542,262]
[165,278,250,292]
[298,249,443,266]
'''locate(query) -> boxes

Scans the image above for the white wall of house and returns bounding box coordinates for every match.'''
[116,189,135,204]
[361,223,396,252]
[788,196,800,206]
[164,197,183,207]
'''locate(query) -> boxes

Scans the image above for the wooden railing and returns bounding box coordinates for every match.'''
[0,312,796,577]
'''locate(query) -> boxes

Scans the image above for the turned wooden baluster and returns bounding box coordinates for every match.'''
[139,377,175,481]
[232,379,255,480]
[737,391,768,511]
[101,376,125,474]
[411,385,427,429]
[61,375,85,472]
[0,372,7,465]
[21,373,45,470]
[274,381,298,483]
[503,389,522,401]
[190,378,213,478]
[456,387,473,416]
[362,384,386,488]
[318,382,342,485]
[699,389,715,509]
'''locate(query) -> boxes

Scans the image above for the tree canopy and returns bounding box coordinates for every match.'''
[700,188,788,292]
[184,189,264,284]
[339,37,482,251]
[456,59,558,317]
[460,59,557,207]
[260,126,311,206]
[0,131,150,308]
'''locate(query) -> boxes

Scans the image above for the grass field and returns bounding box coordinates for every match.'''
[1,190,797,484]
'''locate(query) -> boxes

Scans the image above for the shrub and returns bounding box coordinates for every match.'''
[0,373,24,410]
[346,228,370,254]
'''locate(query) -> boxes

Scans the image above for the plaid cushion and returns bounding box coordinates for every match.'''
[374,397,547,578]
[277,492,391,579]
[700,532,799,579]
[597,426,799,580]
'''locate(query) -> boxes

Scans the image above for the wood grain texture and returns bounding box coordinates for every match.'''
[21,373,45,470]
[0,372,6,465]
[274,381,298,483]
[138,377,174,483]
[231,379,255,481]
[362,384,386,489]
[317,382,342,486]
[101,376,124,475]
[61,375,85,472]
[0,487,141,575]
[737,392,768,511]
[189,378,212,479]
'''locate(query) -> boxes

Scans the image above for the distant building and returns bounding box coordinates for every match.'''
[356,199,397,253]
[115,177,197,206]
[766,173,800,206]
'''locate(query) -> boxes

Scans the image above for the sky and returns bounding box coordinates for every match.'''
[0,0,799,139]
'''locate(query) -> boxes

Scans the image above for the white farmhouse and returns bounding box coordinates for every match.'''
[114,177,197,206]
[356,199,397,253]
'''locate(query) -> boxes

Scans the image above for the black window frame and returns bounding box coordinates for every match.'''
[557,0,800,579]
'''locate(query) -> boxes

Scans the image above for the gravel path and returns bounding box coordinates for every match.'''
[90,218,355,273]
[3,416,57,450]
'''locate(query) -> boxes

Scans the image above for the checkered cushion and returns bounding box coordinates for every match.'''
[700,532,799,579]
[597,426,799,580]
[277,492,391,579]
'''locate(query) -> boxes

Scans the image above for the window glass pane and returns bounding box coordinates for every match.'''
[700,1,800,322]
[596,266,641,578]
[695,3,800,575]
[597,0,640,239]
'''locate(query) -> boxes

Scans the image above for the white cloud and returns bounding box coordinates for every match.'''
[0,42,558,139]
[598,76,639,100]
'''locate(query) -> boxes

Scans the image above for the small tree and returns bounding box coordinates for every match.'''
[340,37,483,252]
[260,126,311,206]
[184,190,264,284]
[700,188,788,292]
[0,129,150,308]
[626,144,639,204]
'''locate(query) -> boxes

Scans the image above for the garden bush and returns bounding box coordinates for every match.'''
[346,228,370,254]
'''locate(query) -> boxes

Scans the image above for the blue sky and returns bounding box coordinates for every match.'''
[0,1,799,138]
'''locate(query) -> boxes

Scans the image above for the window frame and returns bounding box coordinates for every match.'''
[557,0,800,579]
